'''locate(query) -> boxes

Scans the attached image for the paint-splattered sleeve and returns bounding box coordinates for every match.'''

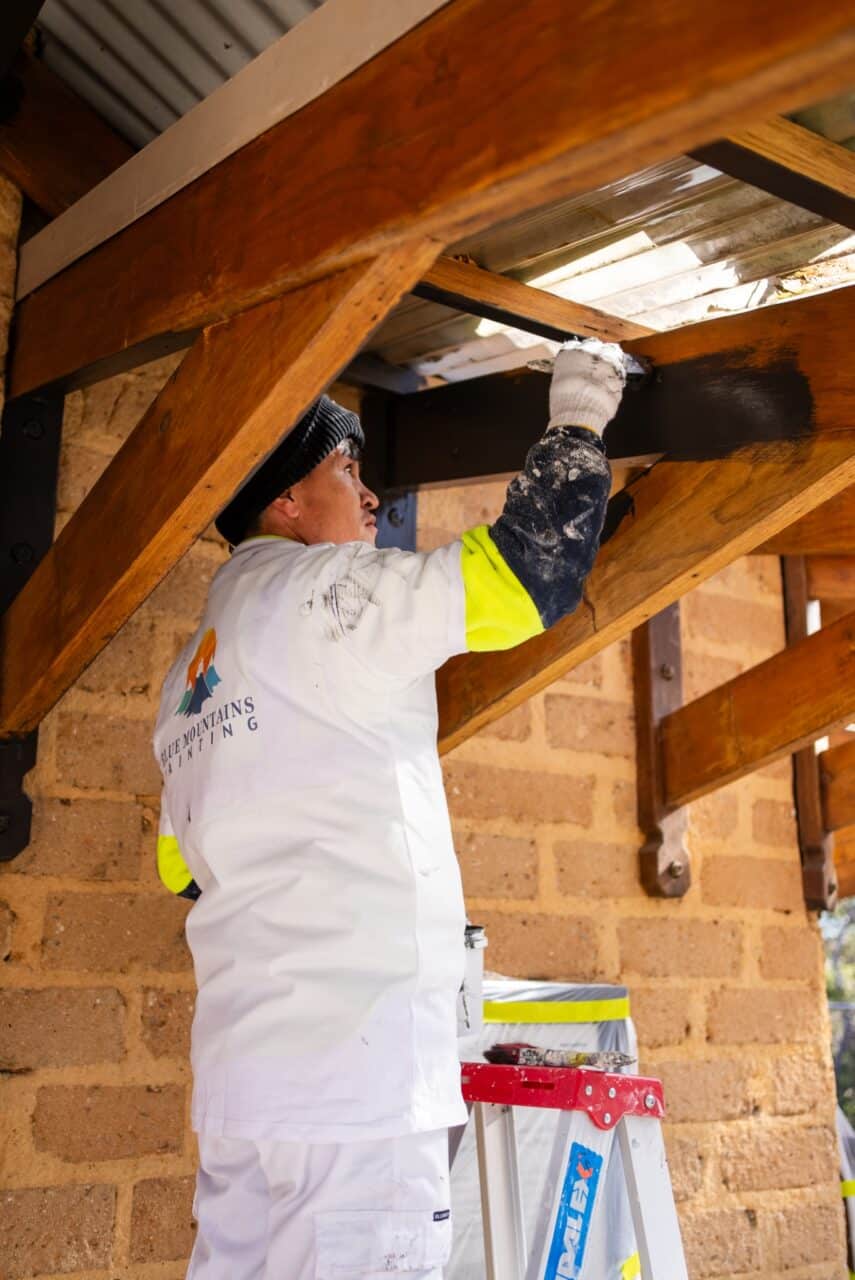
[461,427,611,650]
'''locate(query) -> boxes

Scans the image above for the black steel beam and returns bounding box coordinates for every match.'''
[0,3,45,81]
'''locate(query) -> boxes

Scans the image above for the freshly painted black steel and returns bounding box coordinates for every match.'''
[0,388,63,859]
[411,280,581,343]
[692,139,855,231]
[371,349,815,490]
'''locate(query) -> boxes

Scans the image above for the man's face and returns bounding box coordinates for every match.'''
[280,443,380,546]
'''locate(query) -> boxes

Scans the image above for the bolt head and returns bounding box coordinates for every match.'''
[584,1084,593,1097]
[644,1093,656,1110]
[22,419,44,440]
[659,663,675,681]
[387,507,404,528]
[0,814,9,833]
[608,1086,616,1098]
[667,859,684,879]
[10,542,34,565]
[603,1111,612,1126]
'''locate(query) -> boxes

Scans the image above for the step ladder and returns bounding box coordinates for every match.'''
[460,1061,688,1280]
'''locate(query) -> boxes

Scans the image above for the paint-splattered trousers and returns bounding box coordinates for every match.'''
[186,1127,452,1279]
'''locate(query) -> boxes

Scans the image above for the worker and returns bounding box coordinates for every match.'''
[152,339,625,1279]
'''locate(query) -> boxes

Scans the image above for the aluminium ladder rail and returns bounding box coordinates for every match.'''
[460,1062,688,1280]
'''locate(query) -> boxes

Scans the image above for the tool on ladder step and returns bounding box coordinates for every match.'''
[484,1043,635,1072]
[461,1061,688,1280]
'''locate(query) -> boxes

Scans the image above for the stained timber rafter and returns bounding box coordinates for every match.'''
[9,0,855,398]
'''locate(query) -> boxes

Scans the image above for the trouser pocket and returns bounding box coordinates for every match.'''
[314,1209,452,1276]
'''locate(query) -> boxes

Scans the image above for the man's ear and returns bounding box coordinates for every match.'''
[269,489,300,520]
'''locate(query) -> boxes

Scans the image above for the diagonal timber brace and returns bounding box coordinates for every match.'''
[0,243,440,750]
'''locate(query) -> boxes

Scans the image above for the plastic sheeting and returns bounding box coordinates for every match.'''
[451,978,638,1280]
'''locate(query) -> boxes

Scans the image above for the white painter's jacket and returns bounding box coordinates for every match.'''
[152,426,611,1143]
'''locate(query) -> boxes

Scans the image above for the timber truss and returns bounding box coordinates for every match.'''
[0,0,854,905]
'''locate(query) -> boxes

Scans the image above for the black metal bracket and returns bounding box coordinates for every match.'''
[781,555,838,910]
[0,388,64,860]
[632,603,692,897]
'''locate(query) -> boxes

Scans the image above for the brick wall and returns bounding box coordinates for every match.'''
[423,481,845,1279]
[0,167,844,1277]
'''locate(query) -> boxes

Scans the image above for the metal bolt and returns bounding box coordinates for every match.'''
[10,542,34,564]
[659,663,675,681]
[608,1086,616,1099]
[667,859,684,879]
[22,419,44,440]
[387,507,404,529]
[0,814,9,834]
[603,1111,612,1126]
[584,1084,593,1097]
[644,1093,656,1110]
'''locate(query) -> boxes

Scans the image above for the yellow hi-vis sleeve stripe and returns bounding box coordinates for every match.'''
[621,1253,641,1280]
[842,1179,855,1197]
[157,834,193,896]
[483,997,631,1023]
[461,525,544,652]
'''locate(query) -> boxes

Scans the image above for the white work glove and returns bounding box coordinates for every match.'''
[548,338,626,436]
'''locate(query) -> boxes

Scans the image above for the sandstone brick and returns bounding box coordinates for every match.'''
[148,547,222,621]
[707,988,819,1045]
[56,711,161,794]
[480,702,532,742]
[688,789,739,840]
[664,1134,705,1201]
[764,1201,844,1269]
[42,893,191,973]
[33,1085,184,1162]
[682,651,742,701]
[0,987,125,1070]
[771,1050,836,1116]
[0,1184,115,1279]
[456,832,537,899]
[720,1123,837,1191]
[130,1175,196,1262]
[655,1059,752,1123]
[631,988,692,1048]
[16,796,142,880]
[78,613,159,697]
[559,653,604,689]
[555,840,642,899]
[612,779,637,829]
[760,925,822,980]
[544,694,634,757]
[0,899,13,960]
[618,918,742,979]
[443,760,593,826]
[752,798,797,848]
[701,856,802,912]
[679,1207,761,1277]
[683,592,784,654]
[141,988,194,1059]
[475,911,601,982]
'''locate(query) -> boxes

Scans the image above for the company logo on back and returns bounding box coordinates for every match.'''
[177,628,221,717]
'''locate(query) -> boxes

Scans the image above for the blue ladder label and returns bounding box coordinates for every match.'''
[543,1141,603,1280]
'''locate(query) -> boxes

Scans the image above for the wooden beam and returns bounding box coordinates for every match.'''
[806,555,855,601]
[0,241,439,736]
[16,0,450,298]
[820,740,855,832]
[660,608,855,809]
[693,116,855,230]
[0,50,134,218]
[755,486,855,555]
[834,826,855,898]
[435,286,855,753]
[414,257,651,343]
[10,0,855,397]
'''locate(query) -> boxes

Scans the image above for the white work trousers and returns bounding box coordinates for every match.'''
[187,1128,452,1279]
